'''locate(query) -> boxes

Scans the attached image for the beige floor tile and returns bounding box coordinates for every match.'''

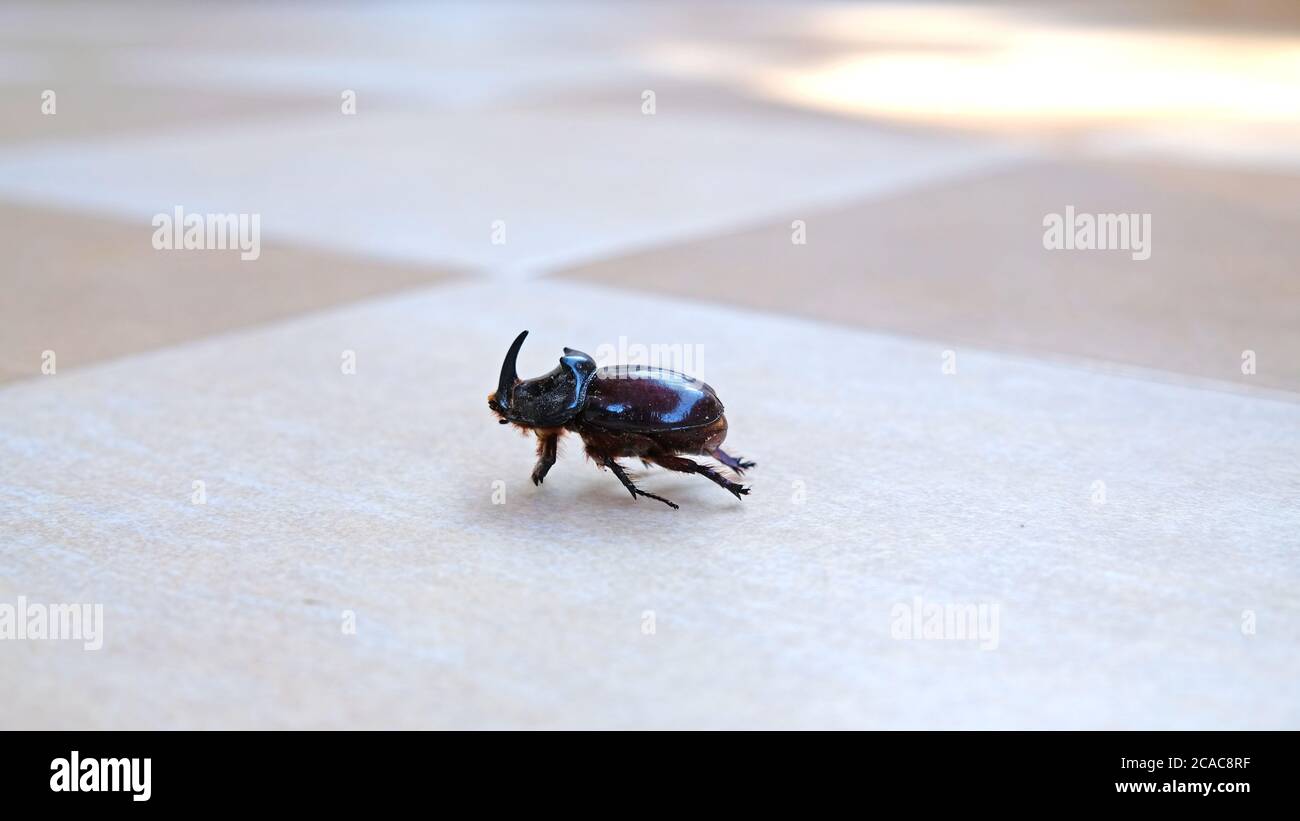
[0,82,332,145]
[0,203,467,383]
[2,279,1296,729]
[553,159,1300,393]
[0,105,1025,274]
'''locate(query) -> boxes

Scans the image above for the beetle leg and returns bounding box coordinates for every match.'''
[532,431,560,486]
[602,457,679,510]
[709,448,756,475]
[652,453,750,501]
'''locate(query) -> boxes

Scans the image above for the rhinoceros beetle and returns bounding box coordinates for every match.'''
[487,330,753,509]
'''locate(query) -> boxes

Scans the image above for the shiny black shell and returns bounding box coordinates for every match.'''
[577,366,724,432]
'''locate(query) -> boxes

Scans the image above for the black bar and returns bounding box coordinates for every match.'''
[1,731,1285,809]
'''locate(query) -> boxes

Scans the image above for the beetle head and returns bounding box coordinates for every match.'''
[489,330,597,427]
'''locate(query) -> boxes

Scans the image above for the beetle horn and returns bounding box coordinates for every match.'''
[496,330,528,409]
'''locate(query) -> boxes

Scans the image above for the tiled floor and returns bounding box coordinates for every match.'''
[1,1,1297,729]
[0,203,464,383]
[556,158,1300,392]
